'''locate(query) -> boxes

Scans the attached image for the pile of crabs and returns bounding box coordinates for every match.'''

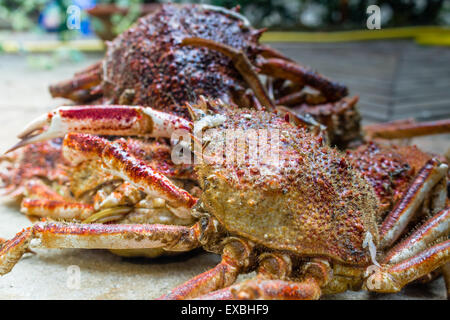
[0,4,449,300]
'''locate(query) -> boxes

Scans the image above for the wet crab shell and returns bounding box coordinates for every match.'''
[196,110,380,266]
[102,4,262,118]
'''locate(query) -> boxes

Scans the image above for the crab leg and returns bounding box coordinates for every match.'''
[8,105,192,153]
[73,61,102,77]
[365,239,450,293]
[63,133,197,218]
[159,239,253,300]
[379,159,448,248]
[383,207,450,264]
[223,278,322,300]
[364,119,450,140]
[257,44,294,62]
[197,267,323,300]
[49,65,102,102]
[195,252,293,300]
[21,199,95,220]
[276,91,312,107]
[256,58,348,102]
[23,179,66,201]
[0,220,205,275]
[181,37,274,110]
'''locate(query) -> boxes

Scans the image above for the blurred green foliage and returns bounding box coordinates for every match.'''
[197,0,447,30]
[0,0,48,31]
[90,0,142,35]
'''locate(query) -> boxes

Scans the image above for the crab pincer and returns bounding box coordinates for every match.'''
[8,105,192,153]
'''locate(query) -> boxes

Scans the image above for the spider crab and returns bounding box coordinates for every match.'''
[0,98,449,300]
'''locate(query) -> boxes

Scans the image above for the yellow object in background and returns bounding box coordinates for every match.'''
[1,26,449,53]
[260,26,450,43]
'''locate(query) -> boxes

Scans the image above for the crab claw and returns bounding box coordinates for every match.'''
[7,105,193,153]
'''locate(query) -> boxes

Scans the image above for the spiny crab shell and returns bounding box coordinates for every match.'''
[102,4,262,118]
[195,109,379,265]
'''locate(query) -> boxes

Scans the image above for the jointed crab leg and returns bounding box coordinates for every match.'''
[227,278,322,300]
[23,179,66,201]
[181,37,275,110]
[197,258,329,300]
[197,279,321,300]
[49,65,102,102]
[256,58,348,102]
[73,61,102,77]
[0,220,206,275]
[9,105,192,153]
[383,207,450,264]
[379,159,448,248]
[365,239,450,293]
[257,44,294,62]
[160,238,253,300]
[364,119,450,139]
[21,199,95,220]
[63,133,197,218]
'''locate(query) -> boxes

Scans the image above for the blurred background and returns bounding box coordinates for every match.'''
[1,0,449,37]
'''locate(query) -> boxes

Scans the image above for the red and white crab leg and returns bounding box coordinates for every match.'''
[21,199,96,221]
[365,239,450,293]
[23,179,66,201]
[383,207,450,264]
[0,220,205,275]
[19,180,98,220]
[160,239,253,300]
[379,159,448,248]
[8,105,192,153]
[197,258,327,301]
[63,133,197,218]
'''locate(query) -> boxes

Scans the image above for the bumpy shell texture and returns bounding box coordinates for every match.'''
[196,110,380,266]
[102,4,262,118]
